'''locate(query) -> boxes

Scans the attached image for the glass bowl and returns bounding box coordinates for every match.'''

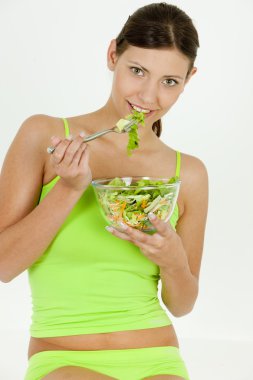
[92,176,181,232]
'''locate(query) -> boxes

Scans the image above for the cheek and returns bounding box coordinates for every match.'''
[160,87,184,109]
[112,71,139,97]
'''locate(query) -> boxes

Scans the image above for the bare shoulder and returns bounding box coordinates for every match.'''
[1,113,66,178]
[180,152,209,201]
[8,114,68,170]
[17,114,66,147]
[180,151,208,179]
[0,114,65,232]
[1,114,56,172]
[172,152,209,280]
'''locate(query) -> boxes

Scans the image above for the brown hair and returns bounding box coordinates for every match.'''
[115,2,200,137]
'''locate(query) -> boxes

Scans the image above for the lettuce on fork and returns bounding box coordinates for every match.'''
[116,110,145,156]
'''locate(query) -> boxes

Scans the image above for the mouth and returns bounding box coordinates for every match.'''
[127,101,157,118]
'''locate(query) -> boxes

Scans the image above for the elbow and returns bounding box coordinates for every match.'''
[170,304,194,318]
[0,276,12,283]
[0,258,24,283]
[168,295,198,318]
[0,273,14,283]
[0,268,17,283]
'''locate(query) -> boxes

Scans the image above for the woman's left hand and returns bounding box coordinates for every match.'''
[105,212,188,272]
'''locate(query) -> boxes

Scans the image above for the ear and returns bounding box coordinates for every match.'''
[107,39,118,71]
[185,66,197,85]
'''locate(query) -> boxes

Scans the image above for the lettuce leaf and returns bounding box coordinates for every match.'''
[125,110,145,156]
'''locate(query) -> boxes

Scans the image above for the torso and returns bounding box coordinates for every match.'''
[28,113,185,358]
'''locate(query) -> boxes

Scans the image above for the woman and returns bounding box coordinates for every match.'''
[0,3,208,379]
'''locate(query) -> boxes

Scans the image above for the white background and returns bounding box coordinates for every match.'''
[0,0,253,379]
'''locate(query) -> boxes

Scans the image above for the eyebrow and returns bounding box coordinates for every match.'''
[127,60,184,80]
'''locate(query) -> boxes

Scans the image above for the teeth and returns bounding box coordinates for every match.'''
[131,103,151,113]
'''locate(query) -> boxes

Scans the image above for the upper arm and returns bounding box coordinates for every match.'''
[0,114,52,232]
[176,154,209,281]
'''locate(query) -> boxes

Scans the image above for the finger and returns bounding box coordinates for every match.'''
[50,135,61,148]
[115,222,153,245]
[78,143,90,167]
[71,143,87,166]
[147,212,172,237]
[105,225,152,252]
[105,226,132,241]
[61,134,86,166]
[51,138,72,165]
[50,134,72,151]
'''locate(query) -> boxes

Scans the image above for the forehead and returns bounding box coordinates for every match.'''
[119,45,190,76]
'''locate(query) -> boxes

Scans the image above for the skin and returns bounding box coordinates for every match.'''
[0,39,208,379]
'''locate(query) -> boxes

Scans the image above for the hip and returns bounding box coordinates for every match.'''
[28,324,179,359]
[25,344,189,380]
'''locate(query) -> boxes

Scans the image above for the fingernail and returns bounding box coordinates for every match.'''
[67,134,73,140]
[119,222,128,230]
[105,226,114,233]
[148,212,156,220]
[79,131,85,137]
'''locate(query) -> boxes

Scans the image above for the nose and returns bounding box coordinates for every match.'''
[138,79,158,107]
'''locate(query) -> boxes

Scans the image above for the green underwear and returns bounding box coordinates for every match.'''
[24,345,190,380]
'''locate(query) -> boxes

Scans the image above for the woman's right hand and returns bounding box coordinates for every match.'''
[49,132,92,192]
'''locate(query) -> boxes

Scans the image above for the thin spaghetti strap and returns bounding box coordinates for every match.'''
[62,118,70,138]
[175,151,181,178]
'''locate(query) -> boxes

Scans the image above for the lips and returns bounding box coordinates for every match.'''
[130,102,151,113]
[127,101,156,118]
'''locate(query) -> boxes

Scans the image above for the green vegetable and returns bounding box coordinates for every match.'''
[97,176,179,230]
[116,110,145,156]
[115,118,131,132]
[126,110,145,156]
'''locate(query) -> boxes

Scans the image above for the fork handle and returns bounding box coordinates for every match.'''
[83,128,114,142]
[47,128,114,154]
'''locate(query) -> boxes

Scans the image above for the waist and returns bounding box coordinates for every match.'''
[28,325,179,359]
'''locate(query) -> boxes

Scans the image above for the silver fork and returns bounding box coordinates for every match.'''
[47,119,136,154]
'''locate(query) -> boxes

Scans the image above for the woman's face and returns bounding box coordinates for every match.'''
[108,40,196,125]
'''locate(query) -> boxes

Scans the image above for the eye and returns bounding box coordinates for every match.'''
[130,67,144,76]
[163,78,178,87]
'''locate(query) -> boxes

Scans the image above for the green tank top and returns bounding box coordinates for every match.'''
[28,118,181,337]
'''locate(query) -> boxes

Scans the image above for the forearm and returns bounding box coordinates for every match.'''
[0,180,84,282]
[160,260,199,317]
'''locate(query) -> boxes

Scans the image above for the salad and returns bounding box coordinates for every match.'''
[116,110,145,156]
[96,176,180,230]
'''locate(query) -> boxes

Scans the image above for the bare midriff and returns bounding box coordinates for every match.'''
[28,325,179,359]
